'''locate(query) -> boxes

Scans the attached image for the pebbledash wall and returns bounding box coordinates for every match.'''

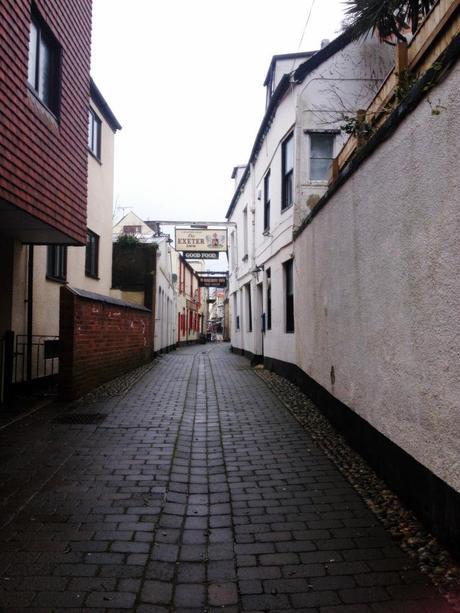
[292,57,460,551]
[59,287,152,400]
[0,0,92,244]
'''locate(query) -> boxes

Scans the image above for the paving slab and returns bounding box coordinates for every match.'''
[0,344,451,611]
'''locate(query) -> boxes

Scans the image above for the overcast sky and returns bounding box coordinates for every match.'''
[91,0,347,227]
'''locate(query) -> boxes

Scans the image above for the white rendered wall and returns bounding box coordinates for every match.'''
[229,38,392,364]
[294,66,460,492]
[154,237,177,352]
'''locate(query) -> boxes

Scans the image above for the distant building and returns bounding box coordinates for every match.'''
[112,211,177,354]
[113,211,160,242]
[176,255,207,345]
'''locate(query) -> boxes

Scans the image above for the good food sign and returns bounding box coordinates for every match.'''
[175,228,227,253]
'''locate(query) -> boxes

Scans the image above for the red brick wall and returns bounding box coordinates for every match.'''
[0,0,92,244]
[59,287,153,401]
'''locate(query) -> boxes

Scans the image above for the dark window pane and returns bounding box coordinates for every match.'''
[284,260,294,332]
[282,133,294,210]
[283,172,293,209]
[47,245,67,281]
[283,135,294,173]
[264,171,270,230]
[88,112,93,149]
[27,13,60,115]
[266,268,272,331]
[85,230,99,277]
[38,35,51,105]
[247,284,252,332]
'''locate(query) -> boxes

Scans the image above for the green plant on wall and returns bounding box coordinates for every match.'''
[116,234,140,246]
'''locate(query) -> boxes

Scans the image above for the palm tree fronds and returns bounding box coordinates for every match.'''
[343,0,436,42]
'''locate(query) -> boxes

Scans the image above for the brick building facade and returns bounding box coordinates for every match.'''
[0,0,92,400]
[0,0,92,245]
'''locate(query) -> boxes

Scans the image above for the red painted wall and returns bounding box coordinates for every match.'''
[59,287,153,400]
[0,0,92,244]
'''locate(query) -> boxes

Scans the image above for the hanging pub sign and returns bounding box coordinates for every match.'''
[198,276,228,288]
[183,251,219,260]
[175,228,227,253]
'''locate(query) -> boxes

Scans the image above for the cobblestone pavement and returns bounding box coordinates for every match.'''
[0,344,452,612]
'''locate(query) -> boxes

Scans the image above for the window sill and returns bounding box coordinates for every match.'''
[88,149,102,164]
[281,204,293,214]
[46,275,67,285]
[85,272,100,280]
[27,85,60,124]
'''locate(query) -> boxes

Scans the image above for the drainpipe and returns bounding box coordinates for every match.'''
[26,245,34,383]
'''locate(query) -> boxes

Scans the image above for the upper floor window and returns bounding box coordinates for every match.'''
[123,225,141,235]
[28,10,60,116]
[47,245,67,282]
[242,207,248,260]
[88,109,102,159]
[85,230,99,278]
[309,132,335,181]
[282,133,294,210]
[263,171,271,232]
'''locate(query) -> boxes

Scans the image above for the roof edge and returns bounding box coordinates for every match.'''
[90,78,122,132]
[226,29,353,220]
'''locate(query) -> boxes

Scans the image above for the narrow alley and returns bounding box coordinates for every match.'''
[0,345,450,612]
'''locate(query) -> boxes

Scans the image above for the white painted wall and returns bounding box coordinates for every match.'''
[154,237,177,352]
[228,37,393,364]
[294,65,460,493]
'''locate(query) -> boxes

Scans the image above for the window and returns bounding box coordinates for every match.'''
[123,225,141,235]
[263,171,271,232]
[266,268,272,330]
[242,207,248,259]
[234,293,239,330]
[85,230,99,278]
[284,259,294,333]
[246,283,252,333]
[310,133,335,181]
[47,245,67,282]
[282,133,294,210]
[88,109,102,159]
[27,10,60,115]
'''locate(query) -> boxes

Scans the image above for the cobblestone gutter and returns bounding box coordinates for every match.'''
[255,366,460,611]
[73,358,158,406]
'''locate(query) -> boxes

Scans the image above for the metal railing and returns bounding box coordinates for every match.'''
[13,335,59,384]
